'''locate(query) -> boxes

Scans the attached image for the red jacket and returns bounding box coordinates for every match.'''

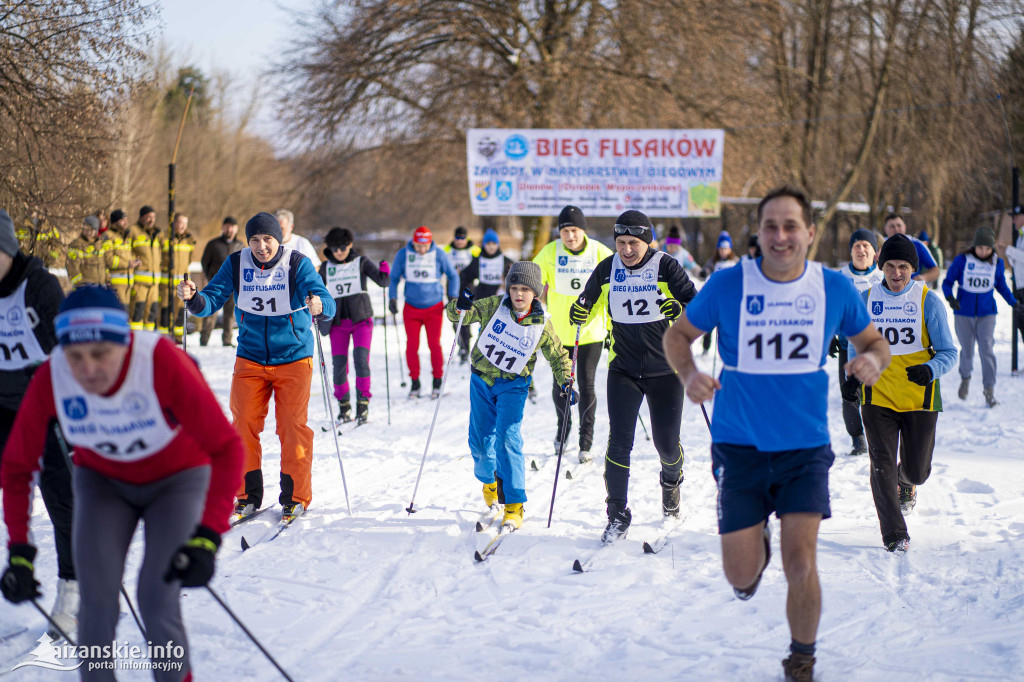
[2,335,243,545]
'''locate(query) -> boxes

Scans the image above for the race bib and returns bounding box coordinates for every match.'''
[237,248,293,316]
[51,333,179,462]
[0,280,47,371]
[325,258,363,298]
[736,259,826,375]
[449,248,473,272]
[554,242,597,296]
[406,250,438,283]
[475,300,543,375]
[608,252,666,324]
[713,259,738,273]
[839,264,884,294]
[868,282,926,356]
[961,254,996,294]
[479,255,504,286]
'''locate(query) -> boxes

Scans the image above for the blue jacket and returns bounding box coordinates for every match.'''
[389,241,459,309]
[186,248,336,366]
[941,252,1016,317]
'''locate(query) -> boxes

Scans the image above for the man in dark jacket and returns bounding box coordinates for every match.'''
[199,217,244,346]
[0,208,76,637]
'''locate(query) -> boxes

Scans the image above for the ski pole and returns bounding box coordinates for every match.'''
[548,323,582,528]
[30,598,76,647]
[51,423,147,640]
[205,586,295,682]
[382,289,392,425]
[700,402,712,433]
[638,412,651,441]
[311,296,352,515]
[406,308,466,514]
[180,273,188,352]
[392,312,407,387]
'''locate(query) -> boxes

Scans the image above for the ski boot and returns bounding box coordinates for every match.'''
[431,377,442,399]
[482,482,498,508]
[898,482,917,513]
[781,652,815,682]
[601,503,631,544]
[408,378,421,398]
[660,471,682,517]
[984,387,998,408]
[355,393,369,425]
[885,537,910,554]
[958,376,970,400]
[849,434,867,456]
[337,398,353,423]
[281,502,306,523]
[232,498,257,520]
[578,449,592,464]
[47,578,79,640]
[502,503,523,529]
[734,522,771,601]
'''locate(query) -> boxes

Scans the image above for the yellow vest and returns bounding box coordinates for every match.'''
[534,237,612,345]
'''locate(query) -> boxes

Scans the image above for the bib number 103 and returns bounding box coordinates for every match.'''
[747,332,809,360]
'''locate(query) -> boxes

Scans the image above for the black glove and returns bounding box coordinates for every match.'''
[906,364,933,386]
[164,526,220,588]
[659,298,683,321]
[569,301,590,326]
[389,298,399,315]
[603,332,612,350]
[945,295,960,311]
[456,288,474,311]
[828,337,842,359]
[1,544,41,604]
[841,377,862,402]
[560,381,579,406]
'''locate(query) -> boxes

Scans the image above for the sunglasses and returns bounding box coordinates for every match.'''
[614,224,650,237]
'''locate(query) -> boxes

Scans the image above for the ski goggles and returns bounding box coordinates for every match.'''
[613,223,652,237]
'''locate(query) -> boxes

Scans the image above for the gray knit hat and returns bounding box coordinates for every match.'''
[972,227,996,249]
[506,261,543,298]
[0,209,17,257]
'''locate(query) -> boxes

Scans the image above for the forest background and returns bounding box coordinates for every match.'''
[4,0,1024,263]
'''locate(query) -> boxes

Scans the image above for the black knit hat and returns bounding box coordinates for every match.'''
[613,210,653,244]
[109,209,126,223]
[878,233,919,271]
[245,212,284,244]
[139,205,155,218]
[558,206,586,230]
[454,226,468,239]
[849,228,877,252]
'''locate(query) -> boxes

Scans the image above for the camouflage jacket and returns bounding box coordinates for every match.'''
[445,294,571,387]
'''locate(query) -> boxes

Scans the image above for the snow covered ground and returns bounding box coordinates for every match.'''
[3,298,1024,681]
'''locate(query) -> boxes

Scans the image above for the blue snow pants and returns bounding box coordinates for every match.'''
[468,372,530,504]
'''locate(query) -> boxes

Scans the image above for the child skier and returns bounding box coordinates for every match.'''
[446,262,573,528]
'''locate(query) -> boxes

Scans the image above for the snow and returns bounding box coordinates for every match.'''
[3,298,1024,681]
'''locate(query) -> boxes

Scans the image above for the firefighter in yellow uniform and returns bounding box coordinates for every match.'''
[104,209,138,306]
[128,205,163,330]
[160,213,196,341]
[17,213,64,271]
[66,216,109,287]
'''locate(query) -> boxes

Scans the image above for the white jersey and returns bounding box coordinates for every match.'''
[839,263,884,294]
[448,247,474,272]
[237,248,294,316]
[735,259,826,375]
[51,332,179,462]
[554,242,599,297]
[281,234,319,265]
[713,259,739,273]
[405,249,438,283]
[478,255,505,287]
[868,281,926,356]
[475,300,543,375]
[960,254,996,294]
[608,252,667,324]
[325,258,364,298]
[0,280,47,371]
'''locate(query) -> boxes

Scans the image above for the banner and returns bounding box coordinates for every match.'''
[466,129,723,218]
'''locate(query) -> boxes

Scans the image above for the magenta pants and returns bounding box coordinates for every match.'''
[329,317,373,400]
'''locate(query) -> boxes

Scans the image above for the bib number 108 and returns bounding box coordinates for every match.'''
[747,332,809,360]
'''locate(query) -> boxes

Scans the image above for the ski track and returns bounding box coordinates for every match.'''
[2,301,1024,680]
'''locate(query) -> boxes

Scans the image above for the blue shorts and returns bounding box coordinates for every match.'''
[710,442,834,534]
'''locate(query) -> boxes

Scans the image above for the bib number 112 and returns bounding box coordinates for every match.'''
[747,332,809,360]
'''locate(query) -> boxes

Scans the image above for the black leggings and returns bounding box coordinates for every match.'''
[0,410,75,580]
[604,371,685,507]
[550,341,603,452]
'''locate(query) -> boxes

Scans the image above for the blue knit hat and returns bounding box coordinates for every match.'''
[717,231,732,249]
[55,286,130,346]
[849,228,877,252]
[483,228,500,245]
[245,212,284,244]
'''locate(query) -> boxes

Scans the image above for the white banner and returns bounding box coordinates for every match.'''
[467,128,723,218]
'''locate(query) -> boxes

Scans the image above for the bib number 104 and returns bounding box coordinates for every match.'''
[747,332,809,360]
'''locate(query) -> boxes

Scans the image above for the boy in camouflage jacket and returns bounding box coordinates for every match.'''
[446,261,574,529]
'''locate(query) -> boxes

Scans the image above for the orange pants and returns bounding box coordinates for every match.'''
[229,356,314,508]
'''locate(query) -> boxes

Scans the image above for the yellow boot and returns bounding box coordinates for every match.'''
[503,503,523,529]
[483,482,498,508]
